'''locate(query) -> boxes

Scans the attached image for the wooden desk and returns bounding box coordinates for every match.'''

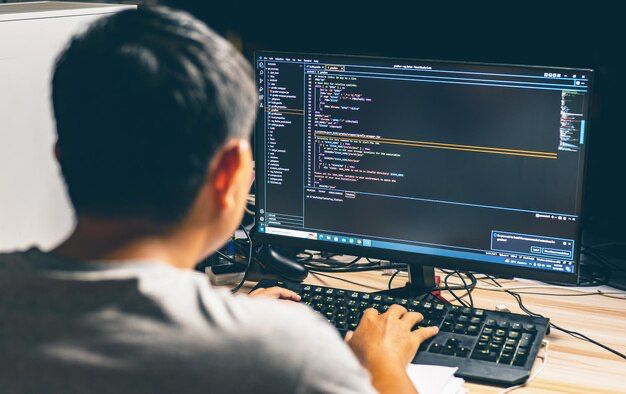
[243,269,626,393]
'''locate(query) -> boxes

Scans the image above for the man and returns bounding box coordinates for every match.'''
[0,7,438,393]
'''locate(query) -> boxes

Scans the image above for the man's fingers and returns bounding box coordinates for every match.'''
[399,311,424,328]
[362,307,379,319]
[249,287,301,301]
[344,330,354,342]
[383,304,408,319]
[271,288,301,301]
[412,325,440,343]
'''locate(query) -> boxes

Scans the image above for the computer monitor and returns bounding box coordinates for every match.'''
[253,51,592,289]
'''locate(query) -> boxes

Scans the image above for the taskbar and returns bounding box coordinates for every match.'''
[258,225,576,274]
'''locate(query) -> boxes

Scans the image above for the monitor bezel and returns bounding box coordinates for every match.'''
[253,50,593,286]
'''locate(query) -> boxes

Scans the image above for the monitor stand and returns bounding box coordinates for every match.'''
[375,263,437,298]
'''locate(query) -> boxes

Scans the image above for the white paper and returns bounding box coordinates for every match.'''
[406,364,466,394]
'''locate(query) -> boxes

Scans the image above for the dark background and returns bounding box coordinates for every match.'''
[165,1,624,241]
[4,0,619,239]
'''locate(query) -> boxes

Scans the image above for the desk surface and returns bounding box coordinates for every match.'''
[243,270,626,393]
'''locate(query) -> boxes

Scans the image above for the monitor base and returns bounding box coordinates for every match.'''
[375,264,437,298]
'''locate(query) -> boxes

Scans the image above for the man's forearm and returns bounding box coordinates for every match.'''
[366,361,417,394]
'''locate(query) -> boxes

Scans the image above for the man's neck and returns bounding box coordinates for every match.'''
[52,217,203,269]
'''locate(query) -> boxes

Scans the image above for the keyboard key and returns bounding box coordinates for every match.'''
[442,345,456,355]
[499,353,513,364]
[523,324,537,333]
[476,341,489,350]
[495,329,507,337]
[454,323,467,334]
[505,338,518,346]
[429,343,442,353]
[467,325,480,335]
[472,350,498,362]
[513,348,529,365]
[456,347,470,357]
[441,322,453,332]
[446,338,461,348]
[499,321,511,329]
[508,331,520,339]
[511,322,523,331]
[470,317,482,325]
[485,319,497,327]
[519,334,533,348]
[513,353,528,366]
[482,327,494,336]
[503,345,516,353]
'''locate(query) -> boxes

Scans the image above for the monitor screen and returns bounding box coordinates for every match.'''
[254,51,592,284]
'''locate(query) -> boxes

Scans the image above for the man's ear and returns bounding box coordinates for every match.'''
[209,139,252,211]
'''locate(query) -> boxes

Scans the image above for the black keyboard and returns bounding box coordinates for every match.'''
[253,279,549,386]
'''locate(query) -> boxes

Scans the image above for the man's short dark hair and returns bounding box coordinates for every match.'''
[52,7,257,225]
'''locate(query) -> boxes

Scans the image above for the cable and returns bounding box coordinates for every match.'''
[502,286,626,361]
[230,224,253,293]
[550,322,626,360]
[458,272,475,308]
[497,340,549,394]
[215,250,240,264]
[388,269,403,290]
[444,274,626,300]
[305,263,408,273]
[305,255,364,268]
[444,271,469,307]
[470,282,626,299]
[296,251,314,263]
[438,270,478,303]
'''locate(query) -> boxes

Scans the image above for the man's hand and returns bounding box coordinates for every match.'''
[248,286,301,302]
[345,305,439,394]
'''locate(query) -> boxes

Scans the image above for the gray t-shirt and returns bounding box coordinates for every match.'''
[0,248,376,394]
